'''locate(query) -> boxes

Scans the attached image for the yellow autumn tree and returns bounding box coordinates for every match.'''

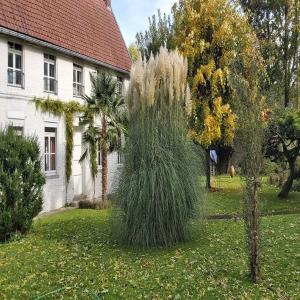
[173,0,263,188]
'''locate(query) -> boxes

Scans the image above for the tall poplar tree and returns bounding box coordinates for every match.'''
[240,0,299,108]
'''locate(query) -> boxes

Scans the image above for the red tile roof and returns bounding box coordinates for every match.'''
[0,0,131,73]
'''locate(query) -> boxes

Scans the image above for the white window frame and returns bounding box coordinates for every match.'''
[44,128,57,175]
[44,54,57,94]
[73,64,84,97]
[7,42,23,87]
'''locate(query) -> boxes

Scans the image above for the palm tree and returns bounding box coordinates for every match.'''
[81,72,127,208]
[79,105,99,201]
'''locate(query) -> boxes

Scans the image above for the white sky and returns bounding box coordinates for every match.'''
[112,0,177,46]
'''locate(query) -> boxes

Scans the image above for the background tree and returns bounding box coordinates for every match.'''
[266,110,300,198]
[128,43,139,63]
[173,0,261,188]
[240,0,299,108]
[136,9,175,59]
[85,72,127,208]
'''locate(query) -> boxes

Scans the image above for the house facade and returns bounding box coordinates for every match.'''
[0,0,131,212]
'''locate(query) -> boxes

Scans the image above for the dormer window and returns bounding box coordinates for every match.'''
[73,64,84,97]
[44,54,57,94]
[7,42,24,87]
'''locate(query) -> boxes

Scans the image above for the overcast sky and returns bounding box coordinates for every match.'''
[112,0,177,46]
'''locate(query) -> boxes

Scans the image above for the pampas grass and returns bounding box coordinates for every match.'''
[114,48,204,248]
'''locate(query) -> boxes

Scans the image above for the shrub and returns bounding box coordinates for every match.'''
[0,129,45,243]
[78,200,96,209]
[114,48,204,248]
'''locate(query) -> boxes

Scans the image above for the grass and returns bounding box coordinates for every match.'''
[206,176,300,216]
[0,177,299,299]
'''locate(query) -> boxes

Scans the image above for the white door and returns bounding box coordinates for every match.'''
[72,129,83,197]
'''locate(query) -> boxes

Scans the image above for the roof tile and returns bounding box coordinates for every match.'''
[0,0,131,72]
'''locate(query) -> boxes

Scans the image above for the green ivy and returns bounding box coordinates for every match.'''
[34,98,83,185]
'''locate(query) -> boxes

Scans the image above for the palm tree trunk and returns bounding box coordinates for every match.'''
[101,116,108,209]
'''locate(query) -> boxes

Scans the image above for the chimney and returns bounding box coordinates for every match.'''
[104,0,111,9]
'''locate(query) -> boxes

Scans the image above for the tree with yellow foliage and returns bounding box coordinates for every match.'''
[173,0,263,188]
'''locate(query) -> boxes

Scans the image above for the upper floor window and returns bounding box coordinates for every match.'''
[45,127,57,174]
[116,77,123,96]
[7,42,24,87]
[44,54,57,94]
[73,64,84,97]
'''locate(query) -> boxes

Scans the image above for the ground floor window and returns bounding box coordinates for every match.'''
[8,126,23,136]
[45,127,57,174]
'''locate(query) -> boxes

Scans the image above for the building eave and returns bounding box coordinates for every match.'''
[0,26,130,77]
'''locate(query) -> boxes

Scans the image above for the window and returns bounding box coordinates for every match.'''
[45,127,57,174]
[7,42,23,87]
[44,54,57,93]
[8,126,23,136]
[116,77,123,95]
[117,151,123,164]
[73,64,84,97]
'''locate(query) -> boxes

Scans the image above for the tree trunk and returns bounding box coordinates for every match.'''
[249,179,261,283]
[101,117,108,209]
[278,160,295,199]
[206,149,212,189]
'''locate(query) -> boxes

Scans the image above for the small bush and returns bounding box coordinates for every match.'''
[0,129,45,243]
[78,200,96,209]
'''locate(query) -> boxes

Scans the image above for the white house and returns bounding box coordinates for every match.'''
[0,0,131,212]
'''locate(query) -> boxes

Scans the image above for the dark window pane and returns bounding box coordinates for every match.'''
[8,69,13,84]
[45,127,56,133]
[50,78,55,92]
[50,137,56,153]
[15,44,22,51]
[8,42,14,49]
[45,137,49,153]
[15,55,22,69]
[44,62,48,76]
[73,70,76,82]
[49,64,55,78]
[77,71,82,83]
[8,53,13,68]
[50,154,56,171]
[16,71,22,85]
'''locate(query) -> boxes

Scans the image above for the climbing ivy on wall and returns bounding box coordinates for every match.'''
[34,98,83,186]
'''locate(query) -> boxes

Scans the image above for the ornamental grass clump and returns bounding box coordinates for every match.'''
[115,47,204,248]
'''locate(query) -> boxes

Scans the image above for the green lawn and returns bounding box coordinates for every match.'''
[0,179,299,299]
[206,176,300,216]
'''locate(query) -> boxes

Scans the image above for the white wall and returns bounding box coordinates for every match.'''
[0,33,126,212]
